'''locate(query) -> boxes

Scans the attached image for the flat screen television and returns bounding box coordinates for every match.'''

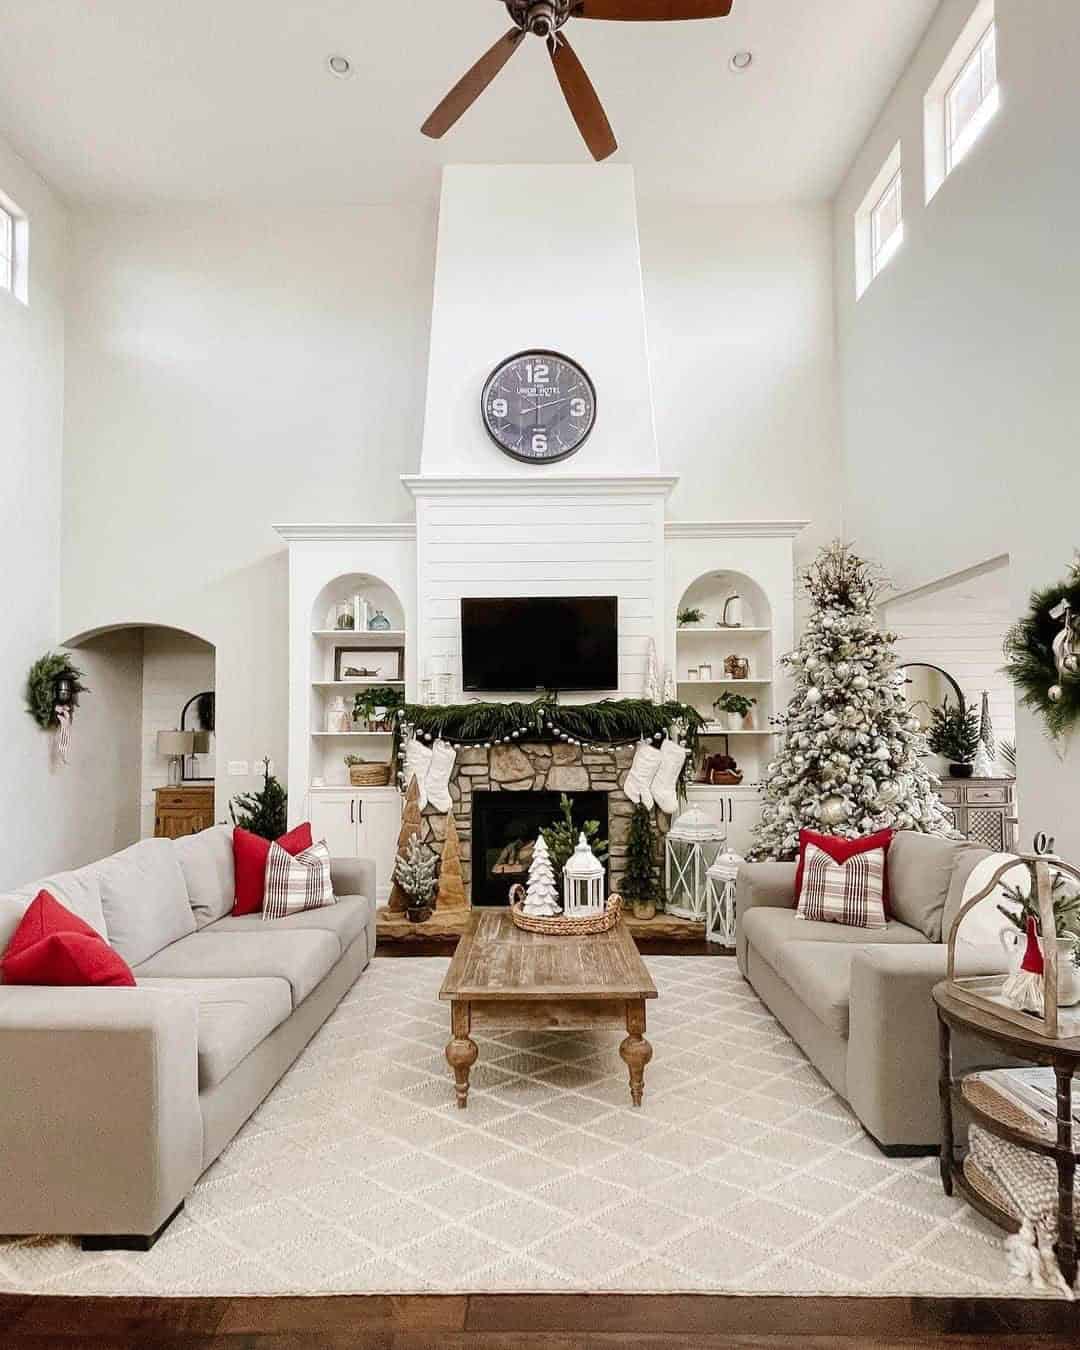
[461,597,619,692]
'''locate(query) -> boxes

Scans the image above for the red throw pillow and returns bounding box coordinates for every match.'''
[232,823,313,915]
[1,890,136,987]
[793,828,896,917]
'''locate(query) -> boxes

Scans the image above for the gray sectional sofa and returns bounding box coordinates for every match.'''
[0,826,376,1248]
[736,831,1013,1153]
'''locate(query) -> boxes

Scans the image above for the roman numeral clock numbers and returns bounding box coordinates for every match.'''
[481,350,597,465]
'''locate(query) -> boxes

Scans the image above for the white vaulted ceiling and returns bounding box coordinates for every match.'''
[0,0,939,206]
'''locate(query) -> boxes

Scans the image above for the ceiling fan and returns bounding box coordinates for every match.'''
[421,1,734,162]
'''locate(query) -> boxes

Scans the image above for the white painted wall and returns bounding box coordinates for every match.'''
[833,0,1080,854]
[139,628,215,837]
[0,136,139,886]
[420,166,659,479]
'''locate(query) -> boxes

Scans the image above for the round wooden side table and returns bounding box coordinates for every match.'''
[933,981,1078,1288]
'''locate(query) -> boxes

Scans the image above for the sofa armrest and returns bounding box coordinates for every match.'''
[331,856,376,902]
[735,862,797,972]
[0,986,203,1237]
[847,944,1010,1150]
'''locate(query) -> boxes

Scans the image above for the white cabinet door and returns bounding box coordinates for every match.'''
[309,793,359,860]
[357,793,402,904]
[685,788,761,857]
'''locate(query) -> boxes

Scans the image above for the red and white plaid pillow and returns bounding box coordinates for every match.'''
[262,839,335,920]
[795,842,887,930]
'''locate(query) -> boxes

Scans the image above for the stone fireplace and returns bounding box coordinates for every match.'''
[471,789,609,907]
[416,740,665,906]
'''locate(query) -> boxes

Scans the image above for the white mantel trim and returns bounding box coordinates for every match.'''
[665,520,810,540]
[402,475,679,499]
[274,523,417,542]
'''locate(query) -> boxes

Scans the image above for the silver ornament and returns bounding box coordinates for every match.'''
[876,777,901,805]
[805,687,823,706]
[819,794,849,826]
[852,675,869,692]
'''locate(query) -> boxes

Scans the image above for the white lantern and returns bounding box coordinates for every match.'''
[562,832,606,917]
[705,848,745,948]
[665,808,725,920]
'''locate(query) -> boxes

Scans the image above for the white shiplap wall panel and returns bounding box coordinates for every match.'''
[413,484,669,702]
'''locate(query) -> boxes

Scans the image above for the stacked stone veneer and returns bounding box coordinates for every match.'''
[416,741,671,903]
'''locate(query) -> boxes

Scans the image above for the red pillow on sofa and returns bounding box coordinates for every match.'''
[1,890,136,987]
[794,828,896,917]
[232,823,313,916]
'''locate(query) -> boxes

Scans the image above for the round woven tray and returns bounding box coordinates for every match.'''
[961,1075,1054,1145]
[348,763,392,787]
[509,892,622,936]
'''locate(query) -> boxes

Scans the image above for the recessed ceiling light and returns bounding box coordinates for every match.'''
[327,54,352,78]
[729,51,753,73]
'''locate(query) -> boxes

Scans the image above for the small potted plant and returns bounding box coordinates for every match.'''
[393,833,437,923]
[352,686,403,732]
[714,690,757,731]
[927,699,980,778]
[622,802,660,920]
[677,606,705,628]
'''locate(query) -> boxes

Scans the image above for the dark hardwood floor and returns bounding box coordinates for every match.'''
[3,1293,1078,1348]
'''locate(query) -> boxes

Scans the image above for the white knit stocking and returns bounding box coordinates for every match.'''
[624,741,662,810]
[403,737,433,810]
[426,740,457,814]
[651,738,688,816]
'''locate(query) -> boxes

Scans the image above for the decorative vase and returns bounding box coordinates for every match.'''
[949,762,975,778]
[335,603,355,630]
[368,609,392,631]
[632,899,657,921]
[724,711,744,731]
[698,663,713,681]
[327,697,352,734]
[405,903,433,924]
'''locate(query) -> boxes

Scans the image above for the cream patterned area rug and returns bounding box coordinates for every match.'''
[0,957,1047,1298]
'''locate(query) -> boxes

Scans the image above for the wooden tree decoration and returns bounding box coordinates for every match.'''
[436,811,468,910]
[387,775,422,913]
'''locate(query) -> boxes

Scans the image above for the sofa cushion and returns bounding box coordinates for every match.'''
[886,832,967,942]
[132,929,339,1008]
[95,838,196,967]
[209,894,372,956]
[773,942,857,1038]
[174,825,235,928]
[11,867,108,938]
[232,823,313,916]
[742,905,927,977]
[138,976,292,1089]
[795,829,895,917]
[941,842,998,940]
[1,891,136,988]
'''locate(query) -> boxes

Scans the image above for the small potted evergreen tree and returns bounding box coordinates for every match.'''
[928,700,980,778]
[393,833,437,923]
[622,802,660,921]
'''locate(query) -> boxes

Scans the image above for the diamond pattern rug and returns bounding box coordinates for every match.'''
[0,957,1052,1297]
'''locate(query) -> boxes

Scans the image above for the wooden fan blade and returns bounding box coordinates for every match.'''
[549,34,618,161]
[575,1,733,19]
[422,28,525,139]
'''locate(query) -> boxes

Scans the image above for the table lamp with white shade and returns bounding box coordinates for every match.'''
[157,730,194,787]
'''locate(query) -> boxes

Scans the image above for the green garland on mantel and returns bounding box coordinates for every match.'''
[1003,558,1080,740]
[394,697,705,791]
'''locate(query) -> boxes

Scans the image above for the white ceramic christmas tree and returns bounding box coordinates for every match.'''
[749,542,951,859]
[644,638,661,704]
[521,834,561,917]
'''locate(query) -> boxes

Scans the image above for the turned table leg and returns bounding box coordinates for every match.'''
[620,999,653,1108]
[1055,1065,1076,1288]
[446,1000,478,1109]
[938,1012,954,1196]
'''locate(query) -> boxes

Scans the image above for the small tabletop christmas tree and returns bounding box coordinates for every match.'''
[521,834,561,917]
[749,542,950,860]
[393,833,436,916]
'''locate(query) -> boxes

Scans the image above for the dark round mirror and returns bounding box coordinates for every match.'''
[899,663,964,733]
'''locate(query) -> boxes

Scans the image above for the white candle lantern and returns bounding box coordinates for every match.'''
[562,832,606,917]
[665,808,725,920]
[705,848,745,948]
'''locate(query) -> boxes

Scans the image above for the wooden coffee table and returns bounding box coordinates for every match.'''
[439,909,658,1109]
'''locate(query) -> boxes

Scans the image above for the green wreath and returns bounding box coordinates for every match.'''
[26,652,88,730]
[1003,564,1080,740]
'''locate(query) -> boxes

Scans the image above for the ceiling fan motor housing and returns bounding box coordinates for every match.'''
[507,0,571,38]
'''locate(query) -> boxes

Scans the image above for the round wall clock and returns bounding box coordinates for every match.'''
[481,350,597,465]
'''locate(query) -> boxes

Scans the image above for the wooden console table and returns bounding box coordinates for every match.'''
[936,777,1017,852]
[933,981,1078,1288]
[154,785,215,839]
[439,910,657,1109]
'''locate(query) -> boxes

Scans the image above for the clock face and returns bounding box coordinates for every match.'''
[482,351,597,464]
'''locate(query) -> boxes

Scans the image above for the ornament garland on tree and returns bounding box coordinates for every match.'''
[749,542,951,860]
[229,758,288,840]
[521,834,561,917]
[1004,551,1080,741]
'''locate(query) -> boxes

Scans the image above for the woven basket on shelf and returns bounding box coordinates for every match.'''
[509,890,622,936]
[348,763,392,787]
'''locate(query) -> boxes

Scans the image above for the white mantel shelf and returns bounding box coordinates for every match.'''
[274,523,417,542]
[402,475,679,498]
[665,521,810,539]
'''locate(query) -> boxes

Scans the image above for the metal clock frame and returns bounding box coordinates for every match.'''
[481,348,598,466]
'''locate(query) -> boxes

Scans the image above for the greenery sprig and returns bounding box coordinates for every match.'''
[229,757,288,840]
[26,652,88,730]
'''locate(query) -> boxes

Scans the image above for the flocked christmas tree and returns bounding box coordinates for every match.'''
[392,833,436,910]
[521,834,561,917]
[748,543,950,860]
